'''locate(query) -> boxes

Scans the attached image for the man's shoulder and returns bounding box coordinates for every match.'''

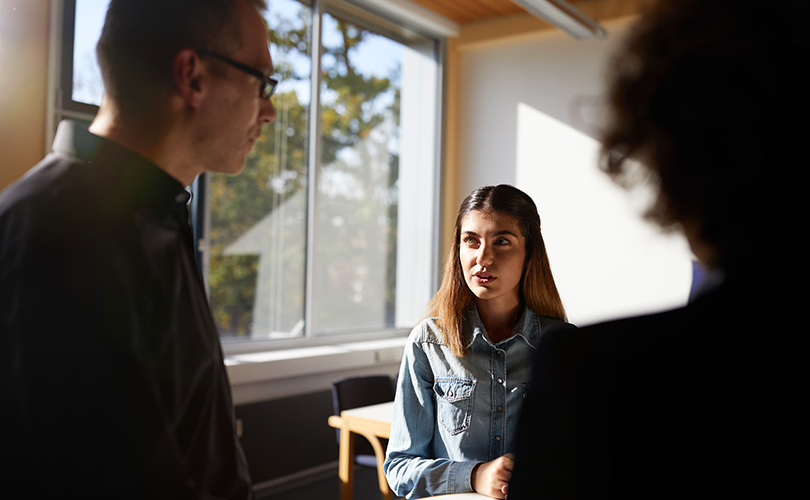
[0,153,116,261]
[0,153,90,217]
[1,158,48,211]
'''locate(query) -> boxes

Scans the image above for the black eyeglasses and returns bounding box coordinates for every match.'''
[197,49,278,100]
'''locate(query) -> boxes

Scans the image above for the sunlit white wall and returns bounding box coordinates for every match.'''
[458,20,694,326]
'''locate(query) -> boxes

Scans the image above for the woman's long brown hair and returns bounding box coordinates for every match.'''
[425,185,566,357]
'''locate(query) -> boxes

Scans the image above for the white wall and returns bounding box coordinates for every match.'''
[457,20,694,327]
[0,0,50,191]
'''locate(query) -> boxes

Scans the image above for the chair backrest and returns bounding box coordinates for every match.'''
[331,374,395,416]
[331,374,395,456]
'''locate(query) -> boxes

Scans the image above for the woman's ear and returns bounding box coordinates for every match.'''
[173,49,206,109]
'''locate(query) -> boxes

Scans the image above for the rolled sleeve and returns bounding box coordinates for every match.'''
[384,324,480,498]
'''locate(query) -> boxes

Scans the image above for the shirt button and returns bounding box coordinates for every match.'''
[497,405,503,412]
[497,378,503,384]
[495,435,502,441]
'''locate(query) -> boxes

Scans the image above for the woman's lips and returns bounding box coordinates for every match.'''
[473,271,495,284]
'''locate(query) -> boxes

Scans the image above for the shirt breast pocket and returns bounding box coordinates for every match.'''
[434,377,476,435]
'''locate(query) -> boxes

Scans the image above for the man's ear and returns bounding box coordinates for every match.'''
[173,49,206,109]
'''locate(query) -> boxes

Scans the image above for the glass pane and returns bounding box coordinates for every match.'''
[312,12,405,334]
[209,0,311,340]
[73,0,109,106]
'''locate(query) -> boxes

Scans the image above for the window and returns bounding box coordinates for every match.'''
[55,0,443,349]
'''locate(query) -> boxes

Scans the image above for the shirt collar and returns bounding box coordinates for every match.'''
[52,120,189,217]
[463,302,541,350]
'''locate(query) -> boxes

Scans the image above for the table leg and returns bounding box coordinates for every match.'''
[358,431,392,500]
[338,427,355,500]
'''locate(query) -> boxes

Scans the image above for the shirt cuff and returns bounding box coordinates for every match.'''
[450,460,482,494]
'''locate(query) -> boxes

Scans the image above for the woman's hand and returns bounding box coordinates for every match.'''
[471,453,515,499]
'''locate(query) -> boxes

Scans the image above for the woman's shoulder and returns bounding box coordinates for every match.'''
[407,317,447,346]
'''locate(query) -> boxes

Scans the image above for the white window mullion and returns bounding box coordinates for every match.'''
[304,0,324,340]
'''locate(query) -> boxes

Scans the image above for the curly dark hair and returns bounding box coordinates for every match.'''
[600,0,808,267]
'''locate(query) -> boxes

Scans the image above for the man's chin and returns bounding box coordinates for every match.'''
[227,163,247,176]
[213,160,247,176]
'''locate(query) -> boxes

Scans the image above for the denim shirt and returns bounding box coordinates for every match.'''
[384,303,570,498]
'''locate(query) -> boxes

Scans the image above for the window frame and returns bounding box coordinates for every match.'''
[49,0,450,354]
[48,0,98,140]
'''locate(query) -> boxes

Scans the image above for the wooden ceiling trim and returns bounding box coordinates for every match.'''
[455,0,647,51]
[458,12,554,50]
[408,0,524,24]
[407,0,598,25]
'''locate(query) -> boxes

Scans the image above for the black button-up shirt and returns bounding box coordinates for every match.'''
[0,120,252,499]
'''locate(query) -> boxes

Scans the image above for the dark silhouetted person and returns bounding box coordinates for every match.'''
[0,0,276,497]
[509,0,805,498]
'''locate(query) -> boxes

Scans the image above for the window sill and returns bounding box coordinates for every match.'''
[225,337,407,405]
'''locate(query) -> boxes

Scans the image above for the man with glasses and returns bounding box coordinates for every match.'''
[0,0,275,498]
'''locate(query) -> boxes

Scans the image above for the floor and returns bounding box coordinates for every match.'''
[259,467,403,500]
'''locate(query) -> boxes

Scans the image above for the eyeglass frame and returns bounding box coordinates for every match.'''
[197,49,278,100]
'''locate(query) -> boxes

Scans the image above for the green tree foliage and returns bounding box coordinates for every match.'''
[208,4,401,338]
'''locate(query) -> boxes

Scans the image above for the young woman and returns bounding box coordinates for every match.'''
[383,184,574,499]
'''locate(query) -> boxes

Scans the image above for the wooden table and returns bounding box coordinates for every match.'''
[328,401,395,500]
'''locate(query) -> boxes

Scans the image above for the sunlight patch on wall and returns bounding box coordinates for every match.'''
[515,102,693,326]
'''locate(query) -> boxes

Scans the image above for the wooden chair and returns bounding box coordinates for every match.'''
[331,375,396,499]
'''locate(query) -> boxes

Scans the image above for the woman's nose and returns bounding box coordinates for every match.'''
[476,244,493,267]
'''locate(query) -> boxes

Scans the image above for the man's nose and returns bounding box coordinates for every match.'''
[259,97,276,124]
